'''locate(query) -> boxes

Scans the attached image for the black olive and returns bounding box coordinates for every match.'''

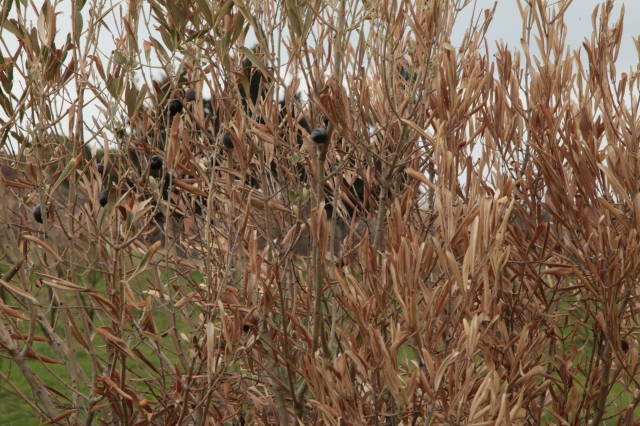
[97,163,104,175]
[400,67,410,81]
[311,128,328,144]
[168,99,183,117]
[185,88,197,102]
[222,132,234,150]
[99,189,109,207]
[622,339,630,353]
[33,205,43,224]
[150,155,163,170]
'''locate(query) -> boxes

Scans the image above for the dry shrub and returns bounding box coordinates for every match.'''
[0,0,639,425]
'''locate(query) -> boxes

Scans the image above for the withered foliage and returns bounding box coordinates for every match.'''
[0,0,639,424]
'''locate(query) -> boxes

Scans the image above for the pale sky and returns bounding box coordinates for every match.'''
[453,0,639,73]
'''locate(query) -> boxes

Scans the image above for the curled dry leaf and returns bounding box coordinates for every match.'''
[92,327,136,360]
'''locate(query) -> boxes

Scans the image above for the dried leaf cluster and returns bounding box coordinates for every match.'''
[0,0,639,425]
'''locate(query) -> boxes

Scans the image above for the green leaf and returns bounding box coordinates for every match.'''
[185,28,210,43]
[44,49,62,81]
[98,188,117,228]
[222,54,230,75]
[49,153,82,195]
[134,84,148,115]
[159,27,176,54]
[219,31,232,55]
[0,131,9,152]
[302,5,313,37]
[231,10,245,44]
[0,0,14,26]
[108,187,117,206]
[29,26,41,57]
[106,76,122,99]
[286,0,303,39]
[239,46,274,82]
[166,0,185,31]
[125,83,139,117]
[0,87,14,117]
[61,33,72,62]
[113,50,127,66]
[129,241,161,281]
[233,3,267,48]
[74,11,83,43]
[148,176,160,200]
[10,131,24,145]
[238,73,250,96]
[148,1,168,28]
[215,0,234,23]
[1,62,13,93]
[149,37,170,63]
[193,0,213,26]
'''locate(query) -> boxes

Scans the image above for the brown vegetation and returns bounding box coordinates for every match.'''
[0,0,639,425]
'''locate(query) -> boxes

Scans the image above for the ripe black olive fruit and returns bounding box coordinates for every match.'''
[99,189,109,207]
[33,205,43,224]
[622,339,630,353]
[400,67,410,81]
[185,88,197,102]
[311,128,328,144]
[168,99,183,117]
[97,163,104,175]
[222,132,234,150]
[150,155,163,170]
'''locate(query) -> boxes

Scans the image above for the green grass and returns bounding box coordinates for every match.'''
[389,289,638,425]
[0,262,197,425]
[2,262,638,425]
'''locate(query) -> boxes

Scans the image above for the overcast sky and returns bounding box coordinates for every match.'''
[1,0,638,149]
[453,0,639,73]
